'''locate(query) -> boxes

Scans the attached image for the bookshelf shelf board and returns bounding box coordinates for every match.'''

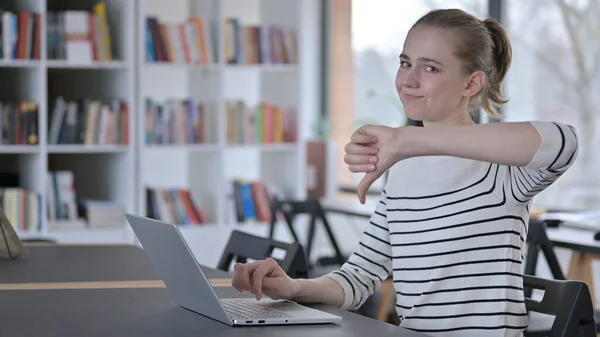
[46,61,129,69]
[176,222,224,230]
[44,227,133,244]
[0,145,40,154]
[47,145,130,154]
[46,226,127,234]
[226,143,297,152]
[224,64,298,72]
[17,232,46,240]
[232,222,270,227]
[260,143,298,152]
[144,144,221,152]
[174,224,213,228]
[144,62,220,71]
[175,223,234,232]
[0,60,41,68]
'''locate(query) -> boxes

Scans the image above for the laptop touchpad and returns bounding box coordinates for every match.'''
[261,301,307,312]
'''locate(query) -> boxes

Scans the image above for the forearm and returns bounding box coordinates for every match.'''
[291,276,345,307]
[405,122,543,167]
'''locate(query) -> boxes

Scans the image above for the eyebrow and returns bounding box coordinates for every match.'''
[399,53,444,66]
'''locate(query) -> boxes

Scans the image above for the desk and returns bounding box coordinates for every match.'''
[0,244,159,283]
[0,244,426,337]
[547,226,600,255]
[0,282,423,337]
[546,226,600,304]
[0,244,232,289]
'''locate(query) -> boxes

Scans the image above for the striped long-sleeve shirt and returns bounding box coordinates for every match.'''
[325,121,579,337]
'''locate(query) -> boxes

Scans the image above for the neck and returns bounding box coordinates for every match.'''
[422,107,475,127]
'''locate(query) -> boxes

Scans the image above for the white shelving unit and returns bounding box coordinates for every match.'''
[138,3,304,212]
[137,0,322,266]
[2,0,321,263]
[0,0,137,243]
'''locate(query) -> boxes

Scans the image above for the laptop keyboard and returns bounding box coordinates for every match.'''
[222,300,291,319]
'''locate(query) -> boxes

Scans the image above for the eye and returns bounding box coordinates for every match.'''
[425,65,438,72]
[400,61,411,68]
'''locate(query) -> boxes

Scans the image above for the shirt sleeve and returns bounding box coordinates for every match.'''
[507,121,579,205]
[323,189,393,310]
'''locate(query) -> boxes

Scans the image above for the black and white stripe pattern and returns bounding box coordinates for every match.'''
[325,122,578,337]
[507,122,578,204]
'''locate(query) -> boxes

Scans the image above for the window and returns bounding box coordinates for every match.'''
[329,0,488,194]
[503,0,600,210]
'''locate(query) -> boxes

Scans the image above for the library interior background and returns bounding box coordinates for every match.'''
[1,0,600,324]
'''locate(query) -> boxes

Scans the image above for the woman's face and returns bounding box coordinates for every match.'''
[395,25,482,124]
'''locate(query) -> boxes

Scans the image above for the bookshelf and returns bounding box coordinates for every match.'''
[138,0,308,240]
[1,0,320,259]
[0,0,137,243]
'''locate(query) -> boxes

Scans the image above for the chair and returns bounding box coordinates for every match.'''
[524,275,596,337]
[268,198,347,269]
[217,229,309,279]
[524,220,566,298]
[524,220,600,336]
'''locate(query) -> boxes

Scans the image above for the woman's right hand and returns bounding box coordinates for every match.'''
[345,124,410,203]
[231,257,298,301]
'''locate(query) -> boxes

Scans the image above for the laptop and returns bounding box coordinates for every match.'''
[125,213,342,326]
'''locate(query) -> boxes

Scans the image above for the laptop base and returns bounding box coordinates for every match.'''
[222,298,342,326]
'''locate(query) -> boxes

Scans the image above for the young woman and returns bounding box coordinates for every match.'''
[231,8,578,337]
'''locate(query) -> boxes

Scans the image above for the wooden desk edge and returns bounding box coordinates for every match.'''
[0,278,232,290]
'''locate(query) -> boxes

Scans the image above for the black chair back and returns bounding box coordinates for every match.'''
[217,230,308,279]
[268,198,346,268]
[524,275,596,337]
[524,220,566,298]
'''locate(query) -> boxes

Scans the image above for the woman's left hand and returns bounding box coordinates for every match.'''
[344,125,410,203]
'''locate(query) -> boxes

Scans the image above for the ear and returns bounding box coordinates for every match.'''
[462,70,485,98]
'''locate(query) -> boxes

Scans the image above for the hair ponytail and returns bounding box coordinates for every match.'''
[481,18,512,118]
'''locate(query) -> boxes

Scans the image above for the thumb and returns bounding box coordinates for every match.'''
[352,125,378,144]
[357,172,378,204]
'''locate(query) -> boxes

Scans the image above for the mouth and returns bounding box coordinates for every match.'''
[401,93,424,100]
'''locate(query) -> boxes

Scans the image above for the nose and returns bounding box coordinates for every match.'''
[404,68,420,88]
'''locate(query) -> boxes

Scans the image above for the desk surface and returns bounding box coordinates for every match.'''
[0,244,232,287]
[0,244,160,283]
[0,286,422,337]
[547,226,600,255]
[0,244,425,337]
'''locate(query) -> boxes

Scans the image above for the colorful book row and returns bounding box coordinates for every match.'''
[226,100,297,145]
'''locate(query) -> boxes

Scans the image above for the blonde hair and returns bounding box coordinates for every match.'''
[413,9,513,119]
